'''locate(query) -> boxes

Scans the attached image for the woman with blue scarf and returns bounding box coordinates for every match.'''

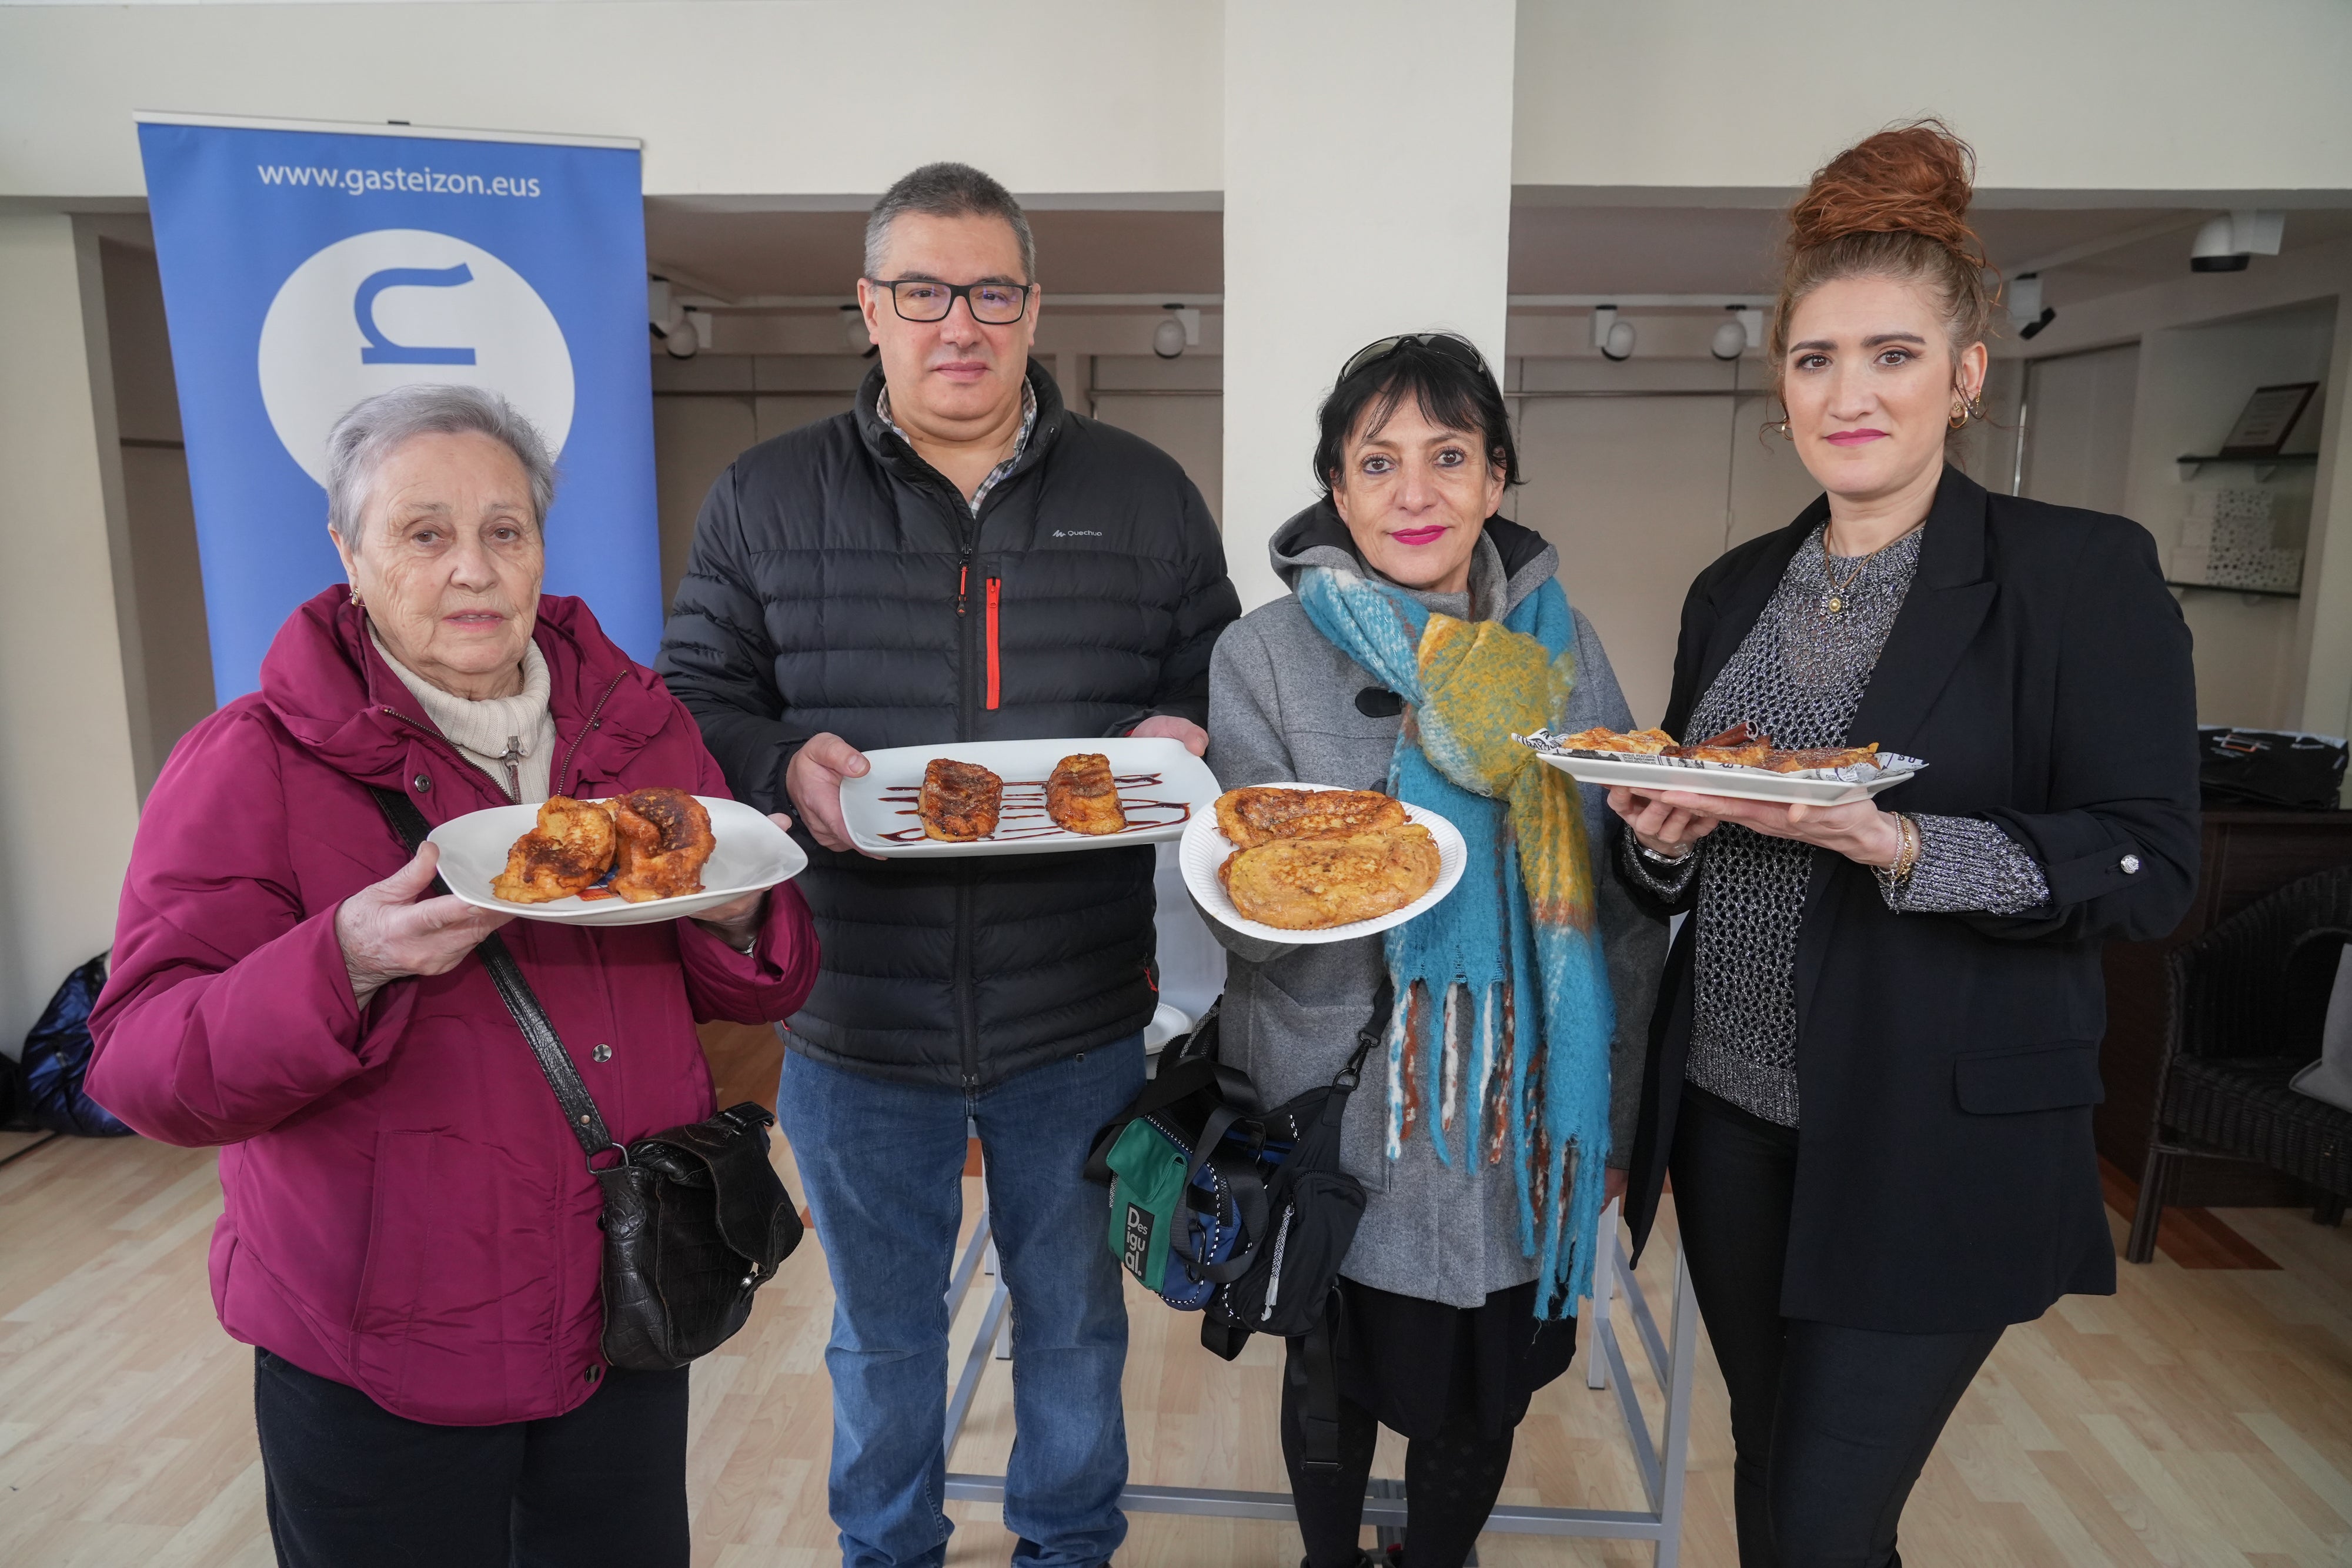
[1205,333,1664,1568]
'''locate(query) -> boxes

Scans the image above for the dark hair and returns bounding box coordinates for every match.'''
[1313,337,1522,497]
[865,162,1037,283]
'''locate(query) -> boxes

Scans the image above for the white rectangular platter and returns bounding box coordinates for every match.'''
[1534,751,1919,807]
[839,736,1220,859]
[1182,783,1466,947]
[427,795,807,927]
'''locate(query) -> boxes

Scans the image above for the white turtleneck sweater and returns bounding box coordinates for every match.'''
[372,626,557,804]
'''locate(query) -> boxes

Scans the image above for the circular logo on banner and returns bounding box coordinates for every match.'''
[258,228,575,487]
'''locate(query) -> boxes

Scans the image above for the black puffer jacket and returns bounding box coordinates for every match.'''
[658,363,1238,1088]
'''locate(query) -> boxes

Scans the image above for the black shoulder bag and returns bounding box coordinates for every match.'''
[1084,978,1391,1471]
[372,787,803,1371]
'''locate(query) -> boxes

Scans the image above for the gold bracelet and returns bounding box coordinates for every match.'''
[1888,813,1922,884]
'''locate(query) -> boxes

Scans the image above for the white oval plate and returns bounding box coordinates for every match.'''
[838,737,1220,858]
[1181,784,1466,946]
[425,795,807,927]
[1534,751,1919,806]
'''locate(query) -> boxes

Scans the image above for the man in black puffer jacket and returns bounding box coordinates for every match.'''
[658,163,1235,1568]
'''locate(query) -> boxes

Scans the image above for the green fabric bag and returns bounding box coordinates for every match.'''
[1102,1119,1190,1293]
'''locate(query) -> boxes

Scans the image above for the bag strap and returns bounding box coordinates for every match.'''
[1289,1298,1347,1473]
[1083,1051,1259,1185]
[1334,972,1393,1094]
[370,787,614,1164]
[1188,1156,1271,1285]
[1194,978,1396,1291]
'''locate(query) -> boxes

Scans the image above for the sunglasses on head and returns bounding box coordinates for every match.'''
[1338,332,1491,386]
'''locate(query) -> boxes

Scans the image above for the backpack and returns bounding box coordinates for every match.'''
[1085,980,1390,1469]
[20,954,132,1138]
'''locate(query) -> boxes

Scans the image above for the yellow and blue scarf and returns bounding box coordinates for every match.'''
[1297,564,1614,1315]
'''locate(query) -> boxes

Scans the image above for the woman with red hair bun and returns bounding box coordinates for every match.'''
[1608,122,2200,1565]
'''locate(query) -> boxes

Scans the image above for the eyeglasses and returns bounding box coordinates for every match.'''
[869,277,1035,326]
[1338,332,1490,386]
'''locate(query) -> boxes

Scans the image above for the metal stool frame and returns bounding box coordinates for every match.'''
[938,1198,1698,1566]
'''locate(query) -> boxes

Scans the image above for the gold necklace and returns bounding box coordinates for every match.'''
[1821,519,1926,612]
[1821,539,1869,614]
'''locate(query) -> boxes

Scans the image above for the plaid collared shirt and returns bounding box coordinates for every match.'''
[876,380,1038,516]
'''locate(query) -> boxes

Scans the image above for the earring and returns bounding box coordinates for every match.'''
[1948,393,1977,431]
[1770,417,1793,440]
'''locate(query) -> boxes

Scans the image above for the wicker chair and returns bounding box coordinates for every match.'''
[2126,864,2352,1263]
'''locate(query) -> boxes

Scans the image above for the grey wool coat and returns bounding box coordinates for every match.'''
[1203,502,1665,1309]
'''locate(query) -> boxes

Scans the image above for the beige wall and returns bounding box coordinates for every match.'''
[0,1,1224,202]
[1512,1,2352,197]
[99,236,215,788]
[9,2,2348,207]
[1091,353,1223,527]
[2020,344,2141,517]
[1222,0,1517,610]
[0,213,145,1048]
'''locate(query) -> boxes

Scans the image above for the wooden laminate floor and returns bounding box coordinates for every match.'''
[1,1125,2346,1567]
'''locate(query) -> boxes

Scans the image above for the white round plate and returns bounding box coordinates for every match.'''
[1181,784,1466,946]
[425,795,807,927]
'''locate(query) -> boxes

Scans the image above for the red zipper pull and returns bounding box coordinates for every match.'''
[958,564,968,614]
[985,577,1002,711]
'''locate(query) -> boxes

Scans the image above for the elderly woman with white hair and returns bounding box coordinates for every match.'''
[88,384,819,1568]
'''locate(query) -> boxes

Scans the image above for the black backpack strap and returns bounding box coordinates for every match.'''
[1082,1048,1262,1185]
[369,785,614,1164]
[1189,1156,1271,1285]
[1337,972,1394,1091]
[1288,1295,1347,1473]
[1084,1055,1215,1182]
[1200,1315,1251,1363]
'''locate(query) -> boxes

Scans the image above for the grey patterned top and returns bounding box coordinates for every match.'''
[1621,524,2050,1126]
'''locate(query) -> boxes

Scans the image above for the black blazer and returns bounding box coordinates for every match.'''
[1624,466,2200,1333]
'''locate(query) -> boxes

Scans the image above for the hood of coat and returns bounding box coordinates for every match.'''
[258,586,674,795]
[1267,497,1560,621]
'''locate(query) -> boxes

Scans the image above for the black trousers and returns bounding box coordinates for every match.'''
[1279,1351,1516,1568]
[1671,1088,2003,1568]
[253,1349,690,1568]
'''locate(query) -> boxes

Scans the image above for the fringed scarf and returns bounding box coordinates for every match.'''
[1296,564,1614,1316]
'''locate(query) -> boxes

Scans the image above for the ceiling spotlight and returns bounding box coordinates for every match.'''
[1152,304,1201,360]
[2191,217,2247,272]
[2191,210,2286,273]
[1710,319,1746,361]
[1592,305,1636,362]
[2009,273,2057,339]
[662,307,701,359]
[841,303,871,350]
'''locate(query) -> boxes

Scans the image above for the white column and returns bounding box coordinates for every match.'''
[0,213,143,1046]
[1221,0,1519,611]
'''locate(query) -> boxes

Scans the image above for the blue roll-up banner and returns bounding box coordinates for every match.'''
[135,113,660,700]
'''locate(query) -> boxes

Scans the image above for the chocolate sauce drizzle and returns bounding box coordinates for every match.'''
[877,771,1190,845]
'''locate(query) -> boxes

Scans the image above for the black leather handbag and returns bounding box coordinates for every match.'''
[373,788,804,1371]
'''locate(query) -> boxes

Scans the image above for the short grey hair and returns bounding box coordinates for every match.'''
[324,383,556,543]
[864,162,1037,284]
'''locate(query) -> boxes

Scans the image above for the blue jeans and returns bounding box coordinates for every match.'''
[779,1037,1145,1568]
